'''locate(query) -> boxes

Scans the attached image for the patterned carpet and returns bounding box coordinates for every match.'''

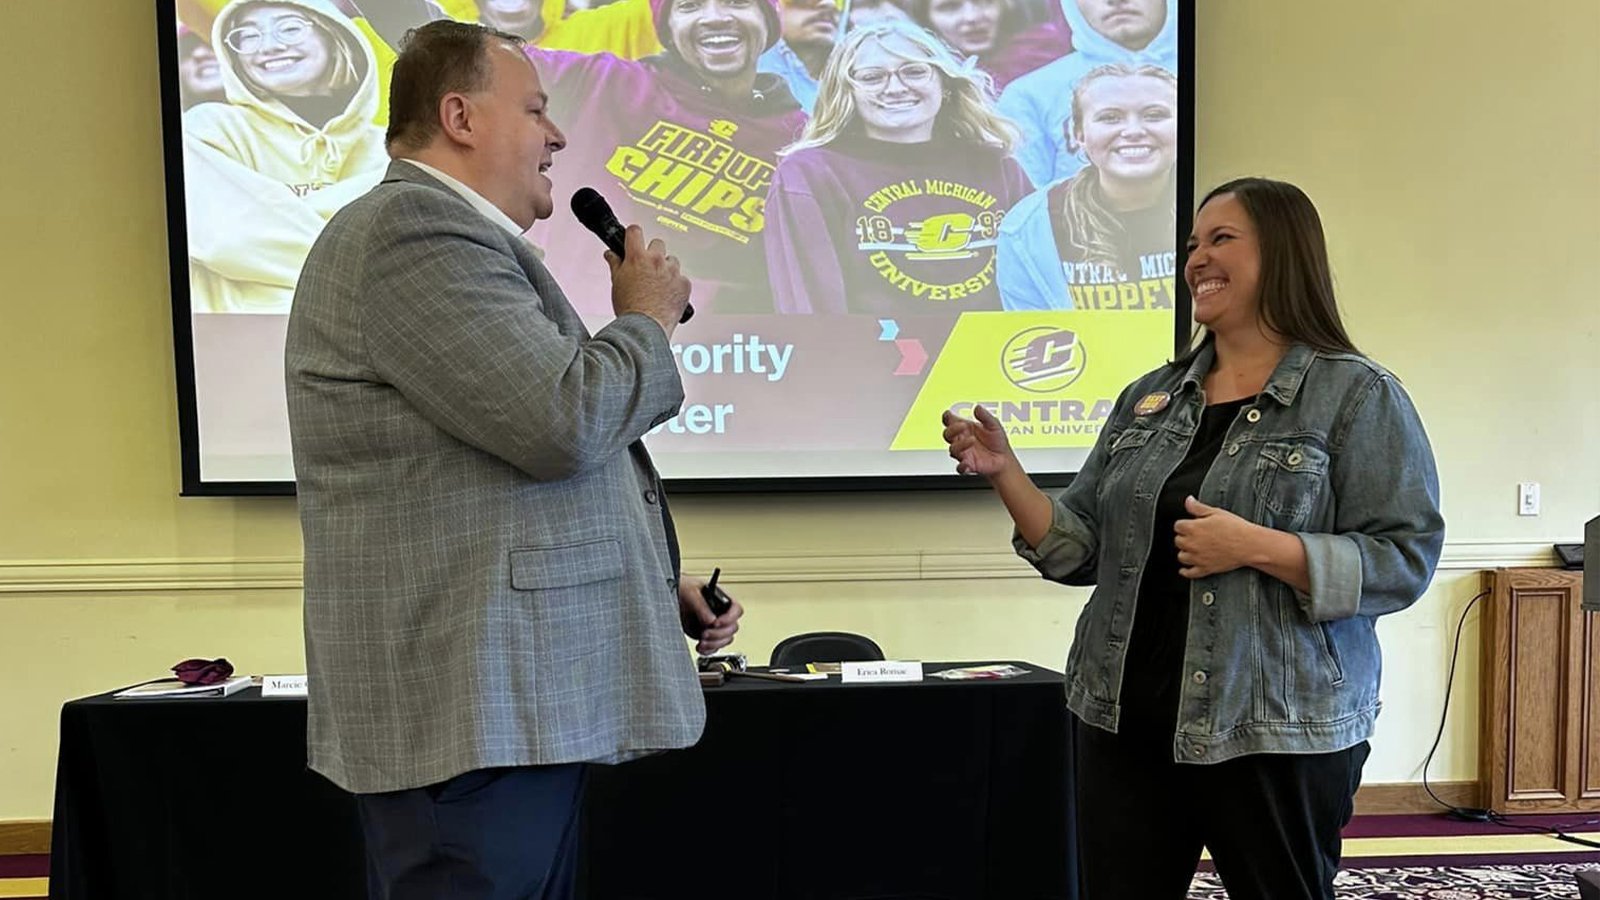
[1193,864,1591,898]
[1180,812,1600,898]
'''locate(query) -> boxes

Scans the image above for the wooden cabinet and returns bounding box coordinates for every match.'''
[1479,568,1598,813]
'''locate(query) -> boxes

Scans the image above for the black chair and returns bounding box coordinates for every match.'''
[1578,869,1600,900]
[770,631,884,668]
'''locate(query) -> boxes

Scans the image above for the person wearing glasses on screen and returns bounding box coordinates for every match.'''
[996,63,1176,311]
[944,178,1445,899]
[183,0,389,313]
[763,20,1030,315]
[998,0,1175,187]
[906,0,1071,94]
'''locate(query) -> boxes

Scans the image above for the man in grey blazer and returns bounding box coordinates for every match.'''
[284,19,743,899]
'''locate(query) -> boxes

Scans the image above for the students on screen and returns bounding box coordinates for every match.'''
[464,0,665,56]
[522,0,808,315]
[183,0,389,313]
[764,20,1030,315]
[326,0,664,83]
[905,0,1071,94]
[846,0,910,28]
[177,25,226,108]
[755,0,839,114]
[997,63,1176,311]
[998,0,1175,187]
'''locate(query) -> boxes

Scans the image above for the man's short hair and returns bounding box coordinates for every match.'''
[385,21,526,152]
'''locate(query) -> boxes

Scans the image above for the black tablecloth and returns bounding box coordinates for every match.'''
[50,662,1076,899]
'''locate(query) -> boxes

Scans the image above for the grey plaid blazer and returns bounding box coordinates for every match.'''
[285,160,705,794]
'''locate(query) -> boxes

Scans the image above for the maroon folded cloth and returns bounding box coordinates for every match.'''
[171,657,234,686]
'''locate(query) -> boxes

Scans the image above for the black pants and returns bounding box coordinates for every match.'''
[355,764,587,900]
[1073,716,1368,900]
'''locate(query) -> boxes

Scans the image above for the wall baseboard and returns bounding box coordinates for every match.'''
[0,541,1559,594]
[0,820,49,855]
[1353,780,1479,816]
[0,782,1483,855]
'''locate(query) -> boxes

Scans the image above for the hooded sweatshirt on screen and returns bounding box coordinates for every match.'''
[183,0,389,313]
[764,130,1031,315]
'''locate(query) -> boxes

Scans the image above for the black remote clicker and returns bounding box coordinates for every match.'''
[701,567,732,617]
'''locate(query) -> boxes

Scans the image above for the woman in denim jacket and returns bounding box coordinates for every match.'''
[943,177,1444,900]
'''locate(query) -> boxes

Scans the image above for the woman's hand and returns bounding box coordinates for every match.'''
[1174,496,1313,592]
[941,405,1018,477]
[1173,496,1262,578]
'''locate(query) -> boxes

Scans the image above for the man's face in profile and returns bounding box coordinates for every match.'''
[475,43,567,226]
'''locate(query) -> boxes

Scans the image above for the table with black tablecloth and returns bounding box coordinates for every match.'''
[49,662,1076,899]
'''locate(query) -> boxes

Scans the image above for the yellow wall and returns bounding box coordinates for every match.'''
[1,1,1597,820]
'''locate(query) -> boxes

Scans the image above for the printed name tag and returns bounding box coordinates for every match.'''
[840,661,924,683]
[261,675,308,697]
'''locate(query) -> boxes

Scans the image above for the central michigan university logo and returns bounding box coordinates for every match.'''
[1001,326,1085,393]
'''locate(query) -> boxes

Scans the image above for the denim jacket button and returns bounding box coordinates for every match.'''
[1287,452,1303,465]
[1227,443,1240,456]
[1201,591,1215,606]
[1246,409,1261,423]
[1192,670,1208,685]
[1191,745,1205,758]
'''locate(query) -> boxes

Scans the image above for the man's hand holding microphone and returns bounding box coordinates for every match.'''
[572,187,693,337]
[606,225,692,337]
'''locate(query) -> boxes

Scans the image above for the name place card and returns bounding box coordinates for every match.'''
[840,661,923,683]
[261,675,308,697]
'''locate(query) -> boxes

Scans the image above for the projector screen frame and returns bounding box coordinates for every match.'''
[160,0,1196,497]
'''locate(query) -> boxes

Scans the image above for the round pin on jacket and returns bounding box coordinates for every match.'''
[1133,391,1172,416]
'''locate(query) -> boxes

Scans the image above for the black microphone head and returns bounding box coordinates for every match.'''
[570,187,613,228]
[571,187,628,258]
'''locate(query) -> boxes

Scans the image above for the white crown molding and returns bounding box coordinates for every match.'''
[0,558,303,594]
[0,540,1562,594]
[1435,540,1560,571]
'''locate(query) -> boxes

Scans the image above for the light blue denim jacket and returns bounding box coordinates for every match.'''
[1016,341,1444,763]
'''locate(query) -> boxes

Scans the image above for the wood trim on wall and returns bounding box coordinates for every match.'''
[1353,781,1479,816]
[0,821,50,855]
[0,541,1560,594]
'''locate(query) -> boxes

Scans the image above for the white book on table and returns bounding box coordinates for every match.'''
[113,675,253,700]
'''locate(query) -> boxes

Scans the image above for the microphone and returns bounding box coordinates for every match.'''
[570,188,694,324]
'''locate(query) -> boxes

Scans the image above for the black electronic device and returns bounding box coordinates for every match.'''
[701,566,732,617]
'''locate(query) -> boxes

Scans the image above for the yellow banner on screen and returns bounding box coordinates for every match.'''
[892,311,1175,450]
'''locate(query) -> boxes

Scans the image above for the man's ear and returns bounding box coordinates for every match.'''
[438,92,477,147]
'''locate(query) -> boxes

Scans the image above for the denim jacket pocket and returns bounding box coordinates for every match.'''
[1099,427,1156,498]
[1315,621,1347,687]
[1253,440,1330,529]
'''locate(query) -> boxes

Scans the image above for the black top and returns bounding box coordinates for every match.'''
[1119,396,1254,742]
